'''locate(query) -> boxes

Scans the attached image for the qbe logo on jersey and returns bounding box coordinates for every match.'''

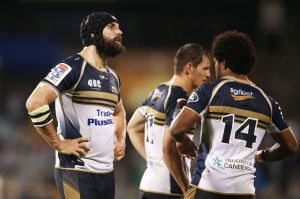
[45,63,72,86]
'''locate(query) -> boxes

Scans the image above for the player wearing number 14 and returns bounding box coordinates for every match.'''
[170,31,298,199]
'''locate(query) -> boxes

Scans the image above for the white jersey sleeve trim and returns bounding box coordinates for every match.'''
[251,84,273,117]
[185,106,202,119]
[40,81,59,97]
[164,84,173,111]
[138,106,147,117]
[208,80,231,105]
[107,66,120,88]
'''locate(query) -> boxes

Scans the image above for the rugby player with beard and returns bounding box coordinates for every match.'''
[26,12,126,199]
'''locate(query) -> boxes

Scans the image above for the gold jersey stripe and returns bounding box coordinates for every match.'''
[231,95,255,101]
[207,112,268,124]
[63,182,80,199]
[154,121,164,126]
[154,118,165,123]
[145,106,166,120]
[257,123,268,129]
[72,96,117,104]
[73,91,118,103]
[155,117,166,122]
[72,98,116,107]
[56,167,114,174]
[208,106,271,124]
[206,114,268,129]
[184,186,197,199]
[154,119,165,123]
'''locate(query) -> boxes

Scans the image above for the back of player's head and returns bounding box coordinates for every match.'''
[80,12,118,50]
[212,30,256,75]
[174,43,210,75]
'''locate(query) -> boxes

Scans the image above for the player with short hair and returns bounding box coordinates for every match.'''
[26,12,126,199]
[128,43,211,199]
[170,30,298,199]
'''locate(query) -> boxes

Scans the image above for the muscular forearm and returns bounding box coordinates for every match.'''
[259,143,297,162]
[115,127,126,143]
[113,101,127,144]
[113,114,127,143]
[128,108,147,159]
[258,129,298,162]
[170,107,200,143]
[163,143,188,192]
[35,123,62,150]
[128,132,146,160]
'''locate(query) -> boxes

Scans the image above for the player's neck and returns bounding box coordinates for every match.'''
[169,75,193,94]
[79,46,108,71]
[223,70,248,81]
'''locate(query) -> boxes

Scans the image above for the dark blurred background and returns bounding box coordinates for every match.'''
[0,0,299,198]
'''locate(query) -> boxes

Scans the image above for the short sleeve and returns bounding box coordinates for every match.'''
[267,97,289,134]
[138,91,154,117]
[42,63,78,92]
[138,106,147,117]
[165,98,187,126]
[186,84,211,115]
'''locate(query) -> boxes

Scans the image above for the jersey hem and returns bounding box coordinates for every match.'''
[197,186,255,196]
[140,189,183,196]
[55,166,114,174]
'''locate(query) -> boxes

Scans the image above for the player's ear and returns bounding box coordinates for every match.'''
[221,61,227,70]
[184,63,193,75]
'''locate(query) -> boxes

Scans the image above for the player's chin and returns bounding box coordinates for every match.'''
[115,41,125,51]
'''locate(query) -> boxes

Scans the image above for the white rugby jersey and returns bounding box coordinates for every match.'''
[42,54,120,173]
[138,83,195,196]
[187,76,289,195]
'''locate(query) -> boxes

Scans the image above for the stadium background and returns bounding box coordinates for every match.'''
[0,0,299,198]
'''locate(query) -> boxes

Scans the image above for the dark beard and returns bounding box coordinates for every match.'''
[98,39,125,57]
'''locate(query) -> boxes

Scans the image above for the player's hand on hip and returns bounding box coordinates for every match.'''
[56,137,90,157]
[114,140,126,161]
[176,136,198,160]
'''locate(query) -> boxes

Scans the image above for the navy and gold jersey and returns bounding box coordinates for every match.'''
[42,54,120,173]
[186,76,289,195]
[138,83,192,196]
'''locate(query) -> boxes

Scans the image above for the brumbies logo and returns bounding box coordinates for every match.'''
[188,92,199,103]
[45,63,72,86]
[51,64,68,77]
